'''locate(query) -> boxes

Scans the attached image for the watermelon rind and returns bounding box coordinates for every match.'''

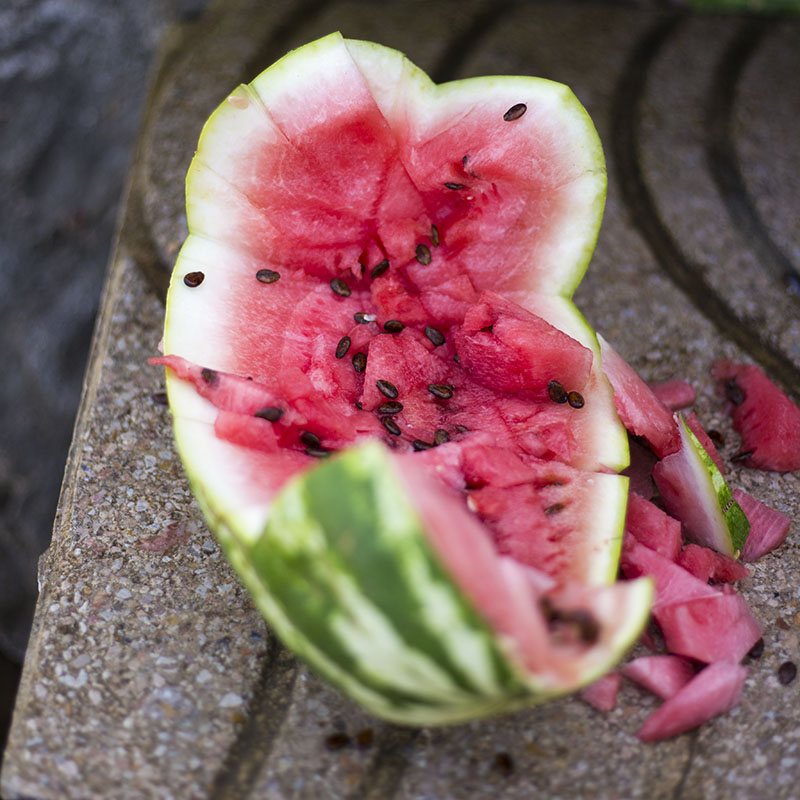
[654,415,750,556]
[157,32,649,724]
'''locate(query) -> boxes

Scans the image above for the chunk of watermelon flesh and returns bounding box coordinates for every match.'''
[580,671,622,712]
[652,415,749,556]
[636,661,747,742]
[676,543,750,583]
[711,360,800,472]
[454,291,593,399]
[734,489,792,562]
[620,536,721,609]
[621,654,696,700]
[597,335,679,458]
[648,379,696,411]
[653,593,761,663]
[625,492,682,562]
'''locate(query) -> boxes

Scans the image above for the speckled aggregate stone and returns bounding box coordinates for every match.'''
[3,2,800,798]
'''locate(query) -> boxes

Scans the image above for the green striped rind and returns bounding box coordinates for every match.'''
[245,442,545,725]
[681,416,750,553]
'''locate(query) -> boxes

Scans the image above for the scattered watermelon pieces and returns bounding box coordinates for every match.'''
[649,378,696,411]
[711,360,800,472]
[635,661,748,743]
[734,489,792,562]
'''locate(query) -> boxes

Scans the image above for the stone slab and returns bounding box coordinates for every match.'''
[3,1,800,798]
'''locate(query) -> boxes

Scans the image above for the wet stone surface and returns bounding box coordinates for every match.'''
[3,1,800,798]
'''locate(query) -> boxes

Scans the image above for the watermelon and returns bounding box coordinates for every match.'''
[711,359,800,472]
[152,33,654,724]
[649,379,696,411]
[652,415,749,557]
[734,489,792,562]
[621,655,696,700]
[635,661,748,743]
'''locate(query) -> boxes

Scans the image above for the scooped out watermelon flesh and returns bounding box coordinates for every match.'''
[155,33,653,724]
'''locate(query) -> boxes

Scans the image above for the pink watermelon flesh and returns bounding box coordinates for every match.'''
[649,379,696,411]
[684,411,725,474]
[676,543,750,584]
[625,492,683,562]
[620,536,720,609]
[580,671,622,712]
[734,489,792,562]
[636,661,747,742]
[598,336,679,458]
[621,437,658,499]
[711,360,800,471]
[622,654,696,700]
[653,593,762,664]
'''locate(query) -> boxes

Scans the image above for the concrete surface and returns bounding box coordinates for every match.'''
[2,1,800,797]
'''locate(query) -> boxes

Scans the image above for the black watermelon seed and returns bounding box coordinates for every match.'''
[545,503,564,515]
[330,277,351,297]
[359,262,366,276]
[746,637,764,660]
[480,325,494,334]
[492,752,514,777]
[355,728,374,749]
[325,732,350,751]
[462,154,469,166]
[382,416,402,436]
[455,425,469,433]
[352,352,367,373]
[424,326,445,347]
[254,406,283,422]
[200,368,218,386]
[548,380,568,404]
[300,431,321,448]
[255,269,280,284]
[335,336,351,359]
[567,391,585,409]
[415,244,432,265]
[444,182,465,190]
[151,391,168,406]
[503,103,527,121]
[354,311,375,324]
[453,354,460,363]
[377,401,404,415]
[430,225,440,247]
[428,383,453,400]
[305,446,331,459]
[384,319,405,333]
[371,259,390,279]
[412,439,435,451]
[725,378,745,405]
[433,429,450,445]
[376,380,399,399]
[731,450,754,463]
[354,400,363,410]
[183,271,205,287]
[778,661,797,685]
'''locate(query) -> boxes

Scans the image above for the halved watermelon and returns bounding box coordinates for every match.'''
[152,33,653,724]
